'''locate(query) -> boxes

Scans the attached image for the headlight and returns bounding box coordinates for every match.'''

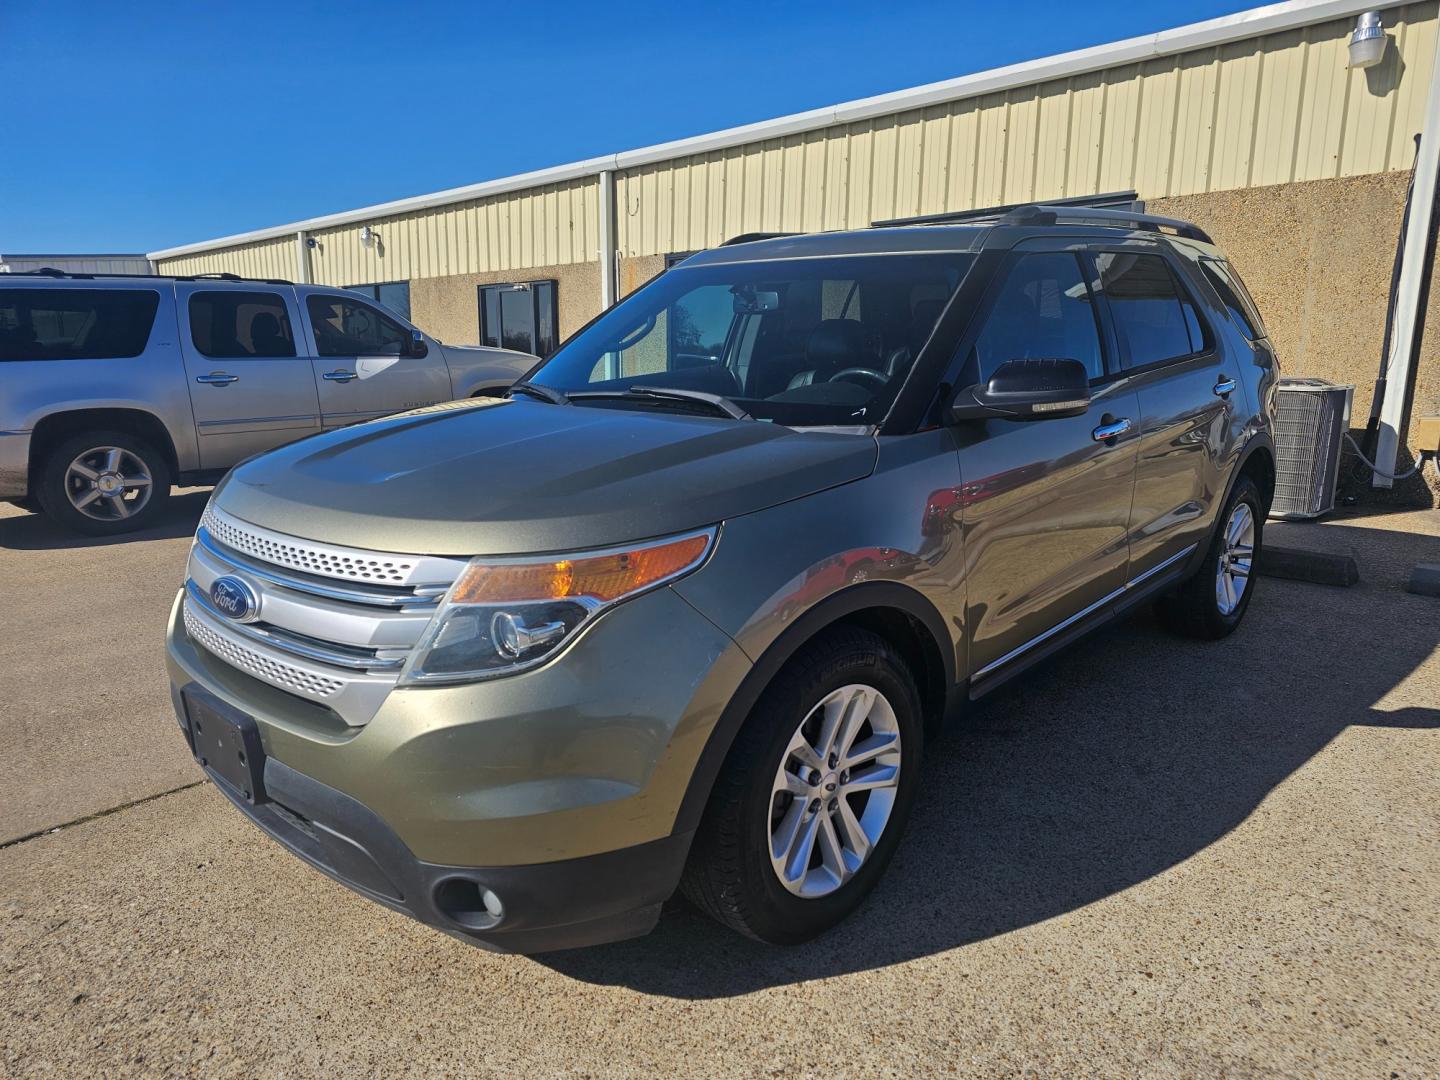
[398,528,716,685]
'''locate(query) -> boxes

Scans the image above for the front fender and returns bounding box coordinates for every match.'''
[442,346,537,397]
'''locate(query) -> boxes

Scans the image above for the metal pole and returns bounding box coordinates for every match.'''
[1374,49,1440,487]
[295,230,312,285]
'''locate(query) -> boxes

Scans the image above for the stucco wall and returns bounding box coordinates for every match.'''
[619,255,666,298]
[409,260,601,348]
[1154,172,1439,503]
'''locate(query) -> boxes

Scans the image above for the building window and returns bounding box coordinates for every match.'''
[345,281,411,321]
[478,280,557,357]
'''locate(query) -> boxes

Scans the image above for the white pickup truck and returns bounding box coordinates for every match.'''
[0,271,536,534]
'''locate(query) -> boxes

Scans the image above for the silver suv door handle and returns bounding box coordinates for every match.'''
[323,370,358,382]
[1213,377,1237,397]
[195,373,239,386]
[1091,418,1132,442]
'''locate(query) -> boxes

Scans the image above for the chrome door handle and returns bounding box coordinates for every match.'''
[1213,377,1236,397]
[323,370,358,382]
[1091,418,1132,442]
[195,373,239,386]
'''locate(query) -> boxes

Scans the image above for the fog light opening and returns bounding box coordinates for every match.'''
[433,877,505,930]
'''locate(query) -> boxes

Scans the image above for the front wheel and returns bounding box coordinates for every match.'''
[681,627,923,944]
[35,430,172,536]
[1157,474,1263,640]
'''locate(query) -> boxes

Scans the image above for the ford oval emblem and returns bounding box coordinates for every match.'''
[209,575,260,623]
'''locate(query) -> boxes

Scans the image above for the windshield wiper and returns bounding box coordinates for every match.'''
[570,385,752,420]
[507,381,571,406]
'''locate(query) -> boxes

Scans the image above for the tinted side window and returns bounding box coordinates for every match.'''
[0,288,159,361]
[1201,258,1265,340]
[307,295,407,357]
[1093,253,1205,368]
[973,252,1105,381]
[189,291,296,358]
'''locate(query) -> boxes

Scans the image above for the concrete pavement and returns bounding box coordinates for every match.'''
[2,499,1437,1076]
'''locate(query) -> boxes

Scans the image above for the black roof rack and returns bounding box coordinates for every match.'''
[9,268,293,285]
[872,191,1142,229]
[872,191,1213,245]
[721,231,799,247]
[1002,204,1214,245]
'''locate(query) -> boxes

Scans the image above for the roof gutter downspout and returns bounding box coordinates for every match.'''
[1373,42,1440,487]
[295,230,312,285]
[598,170,617,311]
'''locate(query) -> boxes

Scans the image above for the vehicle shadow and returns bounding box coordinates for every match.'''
[540,521,1440,998]
[0,489,210,550]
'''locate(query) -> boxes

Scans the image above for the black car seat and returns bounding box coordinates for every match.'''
[249,311,288,357]
[786,319,867,389]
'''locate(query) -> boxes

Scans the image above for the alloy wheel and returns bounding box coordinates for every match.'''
[1215,502,1255,615]
[768,683,902,898]
[64,446,153,522]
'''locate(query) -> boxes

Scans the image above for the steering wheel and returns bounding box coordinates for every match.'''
[829,367,889,389]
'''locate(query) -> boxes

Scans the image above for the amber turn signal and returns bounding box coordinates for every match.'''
[449,531,713,605]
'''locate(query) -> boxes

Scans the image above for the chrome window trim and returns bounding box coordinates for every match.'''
[973,543,1198,680]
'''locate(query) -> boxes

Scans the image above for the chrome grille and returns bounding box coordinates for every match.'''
[182,506,467,726]
[200,506,466,587]
[183,602,345,698]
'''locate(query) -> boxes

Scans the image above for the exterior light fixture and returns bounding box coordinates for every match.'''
[1349,11,1387,69]
[360,225,377,248]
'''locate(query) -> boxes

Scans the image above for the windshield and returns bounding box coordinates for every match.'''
[528,252,975,426]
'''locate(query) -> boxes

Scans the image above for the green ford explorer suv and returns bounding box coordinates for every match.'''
[166,205,1278,952]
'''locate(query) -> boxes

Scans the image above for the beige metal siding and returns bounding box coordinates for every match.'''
[0,255,153,275]
[154,235,298,281]
[155,179,599,285]
[617,2,1439,256]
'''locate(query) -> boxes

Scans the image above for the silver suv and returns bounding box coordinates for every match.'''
[0,272,533,534]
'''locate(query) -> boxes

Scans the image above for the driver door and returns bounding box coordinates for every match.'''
[301,292,451,428]
[953,245,1141,683]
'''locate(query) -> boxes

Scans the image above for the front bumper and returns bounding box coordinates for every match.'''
[0,430,31,498]
[166,586,751,951]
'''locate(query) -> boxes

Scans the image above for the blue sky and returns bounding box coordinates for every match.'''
[1,0,1257,253]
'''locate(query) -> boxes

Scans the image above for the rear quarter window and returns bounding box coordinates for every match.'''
[1200,258,1267,341]
[0,288,160,361]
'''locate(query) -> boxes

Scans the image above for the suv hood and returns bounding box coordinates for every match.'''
[215,398,877,556]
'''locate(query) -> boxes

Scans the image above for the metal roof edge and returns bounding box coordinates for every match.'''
[147,0,1396,261]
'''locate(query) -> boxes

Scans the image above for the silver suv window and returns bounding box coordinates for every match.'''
[189,291,297,359]
[307,294,409,357]
[0,288,159,361]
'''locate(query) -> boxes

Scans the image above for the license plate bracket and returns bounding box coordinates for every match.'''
[184,689,267,804]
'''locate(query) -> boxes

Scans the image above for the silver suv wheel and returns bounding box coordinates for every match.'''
[64,446,154,522]
[1215,502,1255,615]
[768,683,902,898]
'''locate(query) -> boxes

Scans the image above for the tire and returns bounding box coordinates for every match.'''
[1157,474,1263,640]
[35,430,172,536]
[681,627,923,944]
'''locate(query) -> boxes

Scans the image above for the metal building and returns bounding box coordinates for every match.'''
[146,0,1440,482]
[1,253,152,275]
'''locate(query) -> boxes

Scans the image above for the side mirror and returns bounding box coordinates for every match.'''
[949,358,1091,422]
[406,330,429,359]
